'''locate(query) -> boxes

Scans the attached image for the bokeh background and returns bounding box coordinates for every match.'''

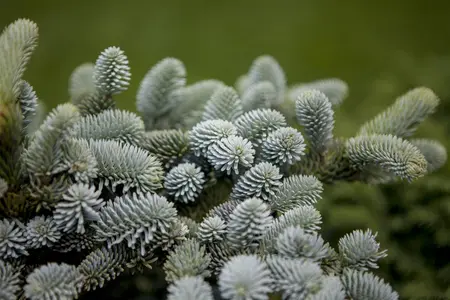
[2,0,449,298]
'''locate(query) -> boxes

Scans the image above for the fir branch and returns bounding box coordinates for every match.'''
[269,174,323,213]
[357,87,440,138]
[341,268,399,300]
[25,215,61,248]
[261,205,322,254]
[409,138,447,173]
[241,81,277,111]
[0,259,21,300]
[93,192,178,255]
[54,183,103,234]
[246,55,286,105]
[197,215,227,244]
[170,79,225,129]
[234,108,287,147]
[141,129,189,169]
[231,162,283,201]
[288,78,348,107]
[163,238,211,282]
[275,225,329,261]
[346,134,428,182]
[295,89,335,154]
[136,57,186,130]
[0,18,38,102]
[190,119,238,156]
[24,262,83,300]
[94,46,131,96]
[24,103,81,177]
[207,135,255,176]
[259,127,306,167]
[77,244,129,292]
[266,255,323,299]
[18,80,38,135]
[0,219,28,259]
[338,229,387,271]
[70,109,145,146]
[201,86,243,122]
[88,139,164,193]
[226,197,273,249]
[167,276,214,300]
[219,255,273,300]
[69,63,96,105]
[164,162,206,203]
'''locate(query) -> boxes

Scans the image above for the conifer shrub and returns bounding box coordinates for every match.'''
[0,19,446,299]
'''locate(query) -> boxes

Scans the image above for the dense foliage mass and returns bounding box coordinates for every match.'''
[0,19,446,299]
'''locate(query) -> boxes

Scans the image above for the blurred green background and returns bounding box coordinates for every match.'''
[2,0,450,298]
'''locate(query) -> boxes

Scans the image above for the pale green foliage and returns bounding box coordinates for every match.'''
[202,86,243,122]
[190,119,238,156]
[180,216,199,238]
[24,103,80,176]
[266,256,324,299]
[54,183,103,234]
[0,18,38,102]
[409,138,447,172]
[167,276,214,300]
[309,276,346,300]
[70,109,145,146]
[341,268,399,300]
[288,78,348,106]
[170,79,225,129]
[1,18,445,300]
[295,89,335,154]
[93,192,178,255]
[206,199,240,223]
[346,134,428,182]
[234,108,287,147]
[241,81,277,111]
[18,80,38,133]
[338,229,387,271]
[358,87,440,138]
[246,55,286,105]
[70,47,130,116]
[137,57,186,129]
[0,219,28,258]
[276,225,328,261]
[24,262,83,300]
[54,227,98,253]
[88,139,164,192]
[74,92,115,116]
[227,197,273,249]
[260,127,306,166]
[26,215,61,248]
[165,162,206,203]
[231,162,283,201]
[164,238,211,282]
[141,129,189,169]
[197,215,227,244]
[77,245,129,292]
[235,74,251,95]
[218,255,273,300]
[68,63,96,105]
[0,260,21,300]
[94,46,131,96]
[207,135,255,175]
[269,174,323,213]
[59,138,98,183]
[261,205,322,253]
